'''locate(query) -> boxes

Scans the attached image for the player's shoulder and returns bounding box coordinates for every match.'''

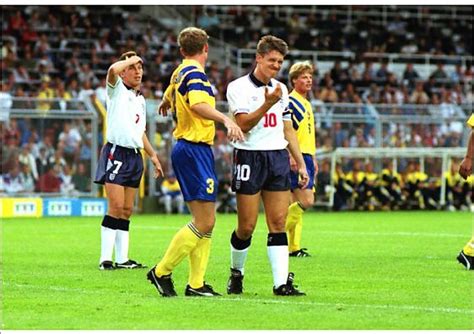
[227,75,251,93]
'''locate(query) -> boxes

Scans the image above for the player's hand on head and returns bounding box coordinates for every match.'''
[264,84,282,107]
[128,55,143,65]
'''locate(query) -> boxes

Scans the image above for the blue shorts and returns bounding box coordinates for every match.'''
[172,139,218,202]
[232,149,290,195]
[290,154,315,191]
[94,142,143,188]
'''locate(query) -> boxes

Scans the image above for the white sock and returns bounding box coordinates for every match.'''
[267,245,289,288]
[115,229,129,264]
[231,245,249,276]
[100,226,116,263]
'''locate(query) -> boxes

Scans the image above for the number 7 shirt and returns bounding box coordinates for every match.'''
[226,72,291,151]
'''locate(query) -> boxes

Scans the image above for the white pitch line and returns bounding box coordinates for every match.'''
[134,225,466,238]
[4,283,472,315]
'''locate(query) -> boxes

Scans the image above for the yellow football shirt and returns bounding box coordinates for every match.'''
[288,90,316,155]
[467,114,474,128]
[164,59,215,145]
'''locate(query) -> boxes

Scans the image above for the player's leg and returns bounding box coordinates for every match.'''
[99,182,125,269]
[226,192,260,295]
[149,140,219,297]
[457,237,474,270]
[114,186,145,269]
[185,200,221,296]
[262,190,305,296]
[287,188,314,256]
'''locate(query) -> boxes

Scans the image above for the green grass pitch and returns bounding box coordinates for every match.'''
[1,211,473,329]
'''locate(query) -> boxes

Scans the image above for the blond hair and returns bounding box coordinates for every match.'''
[178,27,209,56]
[288,61,313,87]
[256,35,288,57]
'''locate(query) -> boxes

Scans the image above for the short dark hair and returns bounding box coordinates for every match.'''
[256,35,288,57]
[119,51,140,61]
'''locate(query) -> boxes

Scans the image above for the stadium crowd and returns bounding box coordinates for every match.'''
[1,5,473,211]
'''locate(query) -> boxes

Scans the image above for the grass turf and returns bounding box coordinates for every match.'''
[1,211,473,329]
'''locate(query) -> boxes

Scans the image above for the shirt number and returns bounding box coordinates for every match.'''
[263,113,277,127]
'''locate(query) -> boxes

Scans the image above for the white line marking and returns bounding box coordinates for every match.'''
[134,226,466,238]
[5,283,472,315]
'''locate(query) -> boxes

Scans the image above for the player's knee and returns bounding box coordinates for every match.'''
[108,202,123,217]
[122,206,133,219]
[300,196,314,209]
[237,224,255,239]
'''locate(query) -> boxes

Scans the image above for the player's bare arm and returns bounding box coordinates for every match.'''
[158,84,172,117]
[142,133,164,178]
[459,130,473,179]
[107,55,143,86]
[284,121,309,188]
[235,84,282,133]
[191,102,244,141]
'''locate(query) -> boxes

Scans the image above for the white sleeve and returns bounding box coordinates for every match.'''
[106,77,122,100]
[226,81,249,115]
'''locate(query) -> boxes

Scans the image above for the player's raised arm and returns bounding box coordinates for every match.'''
[234,84,282,133]
[107,54,143,87]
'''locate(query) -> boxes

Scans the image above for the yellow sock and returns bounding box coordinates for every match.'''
[286,202,304,252]
[291,215,303,252]
[155,223,201,277]
[463,237,474,257]
[188,234,212,288]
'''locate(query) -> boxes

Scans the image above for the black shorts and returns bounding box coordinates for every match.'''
[231,149,290,195]
[94,142,143,188]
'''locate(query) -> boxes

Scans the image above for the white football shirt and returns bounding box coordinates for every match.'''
[227,72,291,151]
[105,77,146,149]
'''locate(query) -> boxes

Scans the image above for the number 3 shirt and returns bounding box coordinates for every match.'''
[226,71,291,151]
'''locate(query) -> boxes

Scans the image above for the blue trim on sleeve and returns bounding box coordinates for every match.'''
[289,102,304,122]
[289,96,306,114]
[178,70,210,96]
[187,83,214,97]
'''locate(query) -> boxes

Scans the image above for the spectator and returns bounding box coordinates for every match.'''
[57,122,82,162]
[160,174,185,214]
[19,163,35,192]
[59,164,76,195]
[36,165,61,193]
[402,63,419,88]
[36,76,55,111]
[53,81,72,111]
[3,164,24,194]
[18,143,38,180]
[72,162,90,192]
[410,81,430,104]
[431,62,448,80]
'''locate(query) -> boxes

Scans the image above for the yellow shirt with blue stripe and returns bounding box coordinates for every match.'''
[164,59,215,145]
[467,113,474,128]
[288,90,316,155]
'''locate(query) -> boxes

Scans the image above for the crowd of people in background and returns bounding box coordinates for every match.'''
[1,5,473,211]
